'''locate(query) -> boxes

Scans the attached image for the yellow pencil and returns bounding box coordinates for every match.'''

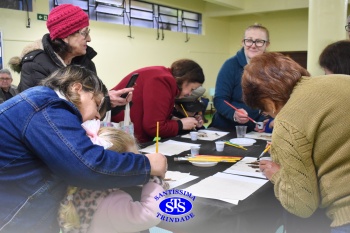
[180,104,189,117]
[180,104,197,131]
[257,144,271,160]
[156,122,159,153]
[224,142,247,150]
[174,157,241,163]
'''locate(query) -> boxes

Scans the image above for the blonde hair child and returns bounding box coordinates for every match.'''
[59,120,168,233]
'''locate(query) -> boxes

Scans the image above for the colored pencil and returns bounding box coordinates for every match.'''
[156,122,159,153]
[174,157,241,163]
[224,141,247,150]
[223,100,257,124]
[180,104,196,131]
[180,104,189,117]
[257,144,271,161]
[195,155,242,159]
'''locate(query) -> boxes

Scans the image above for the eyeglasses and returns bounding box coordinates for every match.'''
[0,78,12,82]
[78,28,90,39]
[345,25,350,32]
[243,39,267,47]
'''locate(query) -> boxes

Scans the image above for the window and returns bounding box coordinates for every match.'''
[50,0,202,35]
[0,0,33,11]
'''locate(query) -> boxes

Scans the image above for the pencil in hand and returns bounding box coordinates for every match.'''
[257,144,271,161]
[180,104,197,131]
[223,100,257,124]
[153,121,161,153]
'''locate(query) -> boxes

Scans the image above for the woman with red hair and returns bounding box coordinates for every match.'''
[242,52,350,233]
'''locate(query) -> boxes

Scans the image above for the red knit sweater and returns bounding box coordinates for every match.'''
[111,66,180,143]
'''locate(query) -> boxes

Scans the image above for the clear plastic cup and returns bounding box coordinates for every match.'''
[235,126,247,138]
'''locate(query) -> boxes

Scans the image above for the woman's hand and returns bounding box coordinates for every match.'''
[194,115,204,128]
[108,88,134,108]
[171,116,181,121]
[145,153,167,178]
[233,108,249,124]
[254,119,269,132]
[259,160,280,180]
[180,117,200,130]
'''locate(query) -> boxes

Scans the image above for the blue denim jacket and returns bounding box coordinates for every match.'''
[0,86,151,233]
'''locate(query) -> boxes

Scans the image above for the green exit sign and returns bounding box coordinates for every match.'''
[37,14,48,21]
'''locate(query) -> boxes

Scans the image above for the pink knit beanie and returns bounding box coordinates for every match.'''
[47,4,89,40]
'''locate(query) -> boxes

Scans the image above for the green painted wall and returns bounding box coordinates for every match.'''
[228,9,309,54]
[0,1,348,93]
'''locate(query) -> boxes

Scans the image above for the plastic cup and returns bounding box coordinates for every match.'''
[235,126,247,138]
[256,122,264,130]
[190,131,198,141]
[190,145,200,157]
[215,141,225,152]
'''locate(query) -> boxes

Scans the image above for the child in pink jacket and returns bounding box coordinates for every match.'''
[59,120,168,233]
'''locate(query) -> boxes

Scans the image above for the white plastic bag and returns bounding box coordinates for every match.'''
[119,103,134,136]
[102,103,134,136]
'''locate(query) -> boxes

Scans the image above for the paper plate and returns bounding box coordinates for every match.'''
[229,138,257,146]
[190,161,218,167]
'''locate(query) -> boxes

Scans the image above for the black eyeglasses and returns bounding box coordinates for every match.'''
[345,25,350,32]
[243,39,267,47]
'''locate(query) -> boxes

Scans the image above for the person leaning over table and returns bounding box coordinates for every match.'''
[172,86,206,135]
[210,23,271,132]
[319,40,350,75]
[0,68,18,104]
[242,52,350,233]
[8,4,132,115]
[110,59,205,143]
[0,65,167,233]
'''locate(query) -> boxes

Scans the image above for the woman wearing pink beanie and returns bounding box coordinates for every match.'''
[9,4,133,115]
[9,4,92,91]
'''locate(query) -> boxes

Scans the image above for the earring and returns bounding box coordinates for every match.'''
[273,109,275,114]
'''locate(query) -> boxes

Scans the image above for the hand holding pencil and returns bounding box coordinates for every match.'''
[224,100,257,124]
[180,104,199,130]
[234,109,251,124]
[257,144,271,161]
[147,121,167,178]
[144,153,167,178]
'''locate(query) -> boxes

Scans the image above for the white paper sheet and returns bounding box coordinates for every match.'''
[164,171,199,189]
[184,172,268,205]
[139,140,200,156]
[224,157,267,179]
[245,131,272,141]
[181,129,229,141]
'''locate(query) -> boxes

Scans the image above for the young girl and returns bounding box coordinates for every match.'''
[59,120,169,233]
